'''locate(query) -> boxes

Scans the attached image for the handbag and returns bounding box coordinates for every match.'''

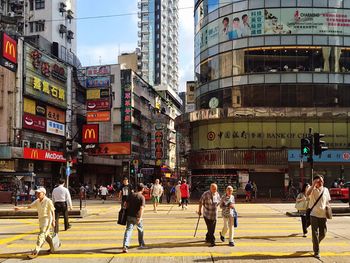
[326,205,333,219]
[117,208,128,225]
[295,199,308,211]
[233,208,238,228]
[52,233,60,251]
[306,190,324,226]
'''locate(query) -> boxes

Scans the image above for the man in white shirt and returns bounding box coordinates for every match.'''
[100,185,108,203]
[14,187,56,259]
[306,174,331,259]
[52,179,73,233]
[151,179,163,213]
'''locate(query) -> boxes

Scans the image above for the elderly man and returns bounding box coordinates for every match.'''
[198,183,221,247]
[306,174,331,259]
[14,187,56,259]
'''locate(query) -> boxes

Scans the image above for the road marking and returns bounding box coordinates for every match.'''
[0,230,37,246]
[7,242,348,249]
[1,251,348,259]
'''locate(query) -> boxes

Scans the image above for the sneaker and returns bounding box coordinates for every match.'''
[314,253,320,259]
[220,232,225,242]
[122,247,128,253]
[209,242,216,247]
[229,241,235,247]
[138,244,146,249]
[27,250,39,259]
[303,234,307,238]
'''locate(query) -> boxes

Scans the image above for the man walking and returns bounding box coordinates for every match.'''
[100,185,108,203]
[14,188,56,259]
[198,183,221,247]
[52,179,73,233]
[150,179,163,213]
[122,183,146,253]
[180,179,190,210]
[119,177,133,206]
[306,174,331,259]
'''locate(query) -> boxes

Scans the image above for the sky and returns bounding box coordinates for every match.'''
[77,0,194,92]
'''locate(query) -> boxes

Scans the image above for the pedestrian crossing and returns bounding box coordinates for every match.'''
[0,202,349,262]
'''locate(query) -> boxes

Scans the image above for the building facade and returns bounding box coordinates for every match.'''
[138,0,179,92]
[187,0,350,196]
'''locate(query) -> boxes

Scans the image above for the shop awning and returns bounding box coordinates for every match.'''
[0,172,35,177]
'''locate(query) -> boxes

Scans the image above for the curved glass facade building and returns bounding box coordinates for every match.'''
[188,0,350,196]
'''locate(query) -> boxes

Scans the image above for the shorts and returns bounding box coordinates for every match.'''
[181,198,189,205]
[101,195,106,200]
[152,196,160,203]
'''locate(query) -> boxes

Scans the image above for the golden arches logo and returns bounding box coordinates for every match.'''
[5,41,16,60]
[30,150,39,159]
[84,129,96,139]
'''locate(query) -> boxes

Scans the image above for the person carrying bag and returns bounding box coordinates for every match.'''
[295,183,310,237]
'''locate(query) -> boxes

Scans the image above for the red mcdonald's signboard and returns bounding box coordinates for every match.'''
[82,124,99,144]
[23,148,66,162]
[2,32,17,64]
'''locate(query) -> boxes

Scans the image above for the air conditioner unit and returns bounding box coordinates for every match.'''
[21,140,30,148]
[35,142,43,149]
[8,12,15,17]
[44,140,51,150]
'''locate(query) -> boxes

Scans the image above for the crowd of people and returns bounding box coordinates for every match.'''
[13,175,332,260]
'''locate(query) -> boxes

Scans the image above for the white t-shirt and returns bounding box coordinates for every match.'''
[151,184,163,197]
[309,187,331,218]
[100,187,108,196]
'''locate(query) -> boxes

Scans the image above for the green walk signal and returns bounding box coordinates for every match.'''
[301,138,312,157]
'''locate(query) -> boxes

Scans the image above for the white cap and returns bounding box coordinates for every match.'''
[35,187,46,194]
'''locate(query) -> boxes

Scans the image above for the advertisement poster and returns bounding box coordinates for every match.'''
[86,76,111,88]
[23,113,46,133]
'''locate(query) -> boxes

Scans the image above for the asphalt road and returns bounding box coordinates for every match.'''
[0,200,349,262]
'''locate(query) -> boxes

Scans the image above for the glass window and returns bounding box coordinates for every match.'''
[29,0,34,10]
[219,51,232,77]
[35,0,45,10]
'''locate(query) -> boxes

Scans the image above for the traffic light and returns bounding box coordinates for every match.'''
[130,164,135,176]
[314,133,328,156]
[301,137,312,156]
[66,139,73,154]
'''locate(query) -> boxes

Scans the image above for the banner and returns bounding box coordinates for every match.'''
[87,111,111,122]
[23,148,66,162]
[23,113,46,133]
[46,120,65,136]
[86,142,131,155]
[86,99,110,111]
[82,124,99,144]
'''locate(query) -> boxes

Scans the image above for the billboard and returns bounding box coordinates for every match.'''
[86,99,110,111]
[86,111,111,122]
[23,97,36,115]
[82,124,99,144]
[46,105,65,123]
[23,148,66,162]
[0,32,17,72]
[24,44,67,108]
[85,65,111,76]
[86,76,111,88]
[46,120,65,136]
[86,89,110,100]
[86,142,131,155]
[23,113,46,133]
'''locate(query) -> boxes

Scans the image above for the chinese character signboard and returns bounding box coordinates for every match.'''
[86,111,111,122]
[86,99,110,111]
[0,32,17,72]
[85,65,111,76]
[24,43,67,108]
[155,130,164,166]
[46,120,65,136]
[85,142,131,155]
[46,105,65,123]
[86,76,111,88]
[288,150,350,163]
[121,71,132,141]
[23,113,46,133]
[82,124,99,144]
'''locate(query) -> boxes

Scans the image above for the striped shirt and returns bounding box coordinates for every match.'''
[199,190,220,220]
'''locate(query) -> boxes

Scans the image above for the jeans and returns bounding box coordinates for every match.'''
[310,216,327,255]
[221,216,234,242]
[123,216,144,248]
[204,217,216,243]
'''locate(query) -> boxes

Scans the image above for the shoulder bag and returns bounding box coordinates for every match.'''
[295,194,308,211]
[306,190,324,226]
[117,207,128,226]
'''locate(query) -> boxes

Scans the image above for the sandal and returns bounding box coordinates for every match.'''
[27,251,39,259]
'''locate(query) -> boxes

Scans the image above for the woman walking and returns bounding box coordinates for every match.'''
[219,186,236,246]
[295,183,310,237]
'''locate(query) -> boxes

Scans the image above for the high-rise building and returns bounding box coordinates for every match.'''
[182,0,350,196]
[138,0,179,92]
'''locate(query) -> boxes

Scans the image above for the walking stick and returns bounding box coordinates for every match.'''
[194,212,201,237]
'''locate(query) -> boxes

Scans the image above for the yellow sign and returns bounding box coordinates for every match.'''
[87,89,101,100]
[193,121,350,150]
[165,173,171,178]
[0,160,15,172]
[23,97,36,115]
[32,76,65,101]
[31,150,39,159]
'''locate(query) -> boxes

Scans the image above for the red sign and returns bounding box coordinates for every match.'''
[87,111,110,122]
[23,148,66,162]
[2,33,17,64]
[22,113,46,133]
[86,99,110,111]
[86,142,131,155]
[82,124,99,144]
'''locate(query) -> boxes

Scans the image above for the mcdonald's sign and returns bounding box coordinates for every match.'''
[0,32,17,72]
[23,148,66,162]
[82,124,99,144]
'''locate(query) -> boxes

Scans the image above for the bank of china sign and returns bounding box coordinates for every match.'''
[23,148,66,163]
[24,43,67,108]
